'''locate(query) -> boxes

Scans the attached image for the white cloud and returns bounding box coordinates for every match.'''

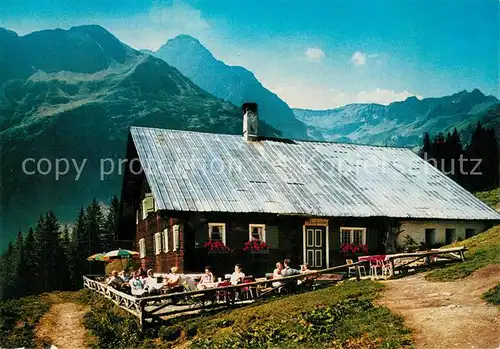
[270,80,350,109]
[350,51,367,65]
[268,78,422,109]
[3,1,212,52]
[305,48,326,62]
[148,1,209,33]
[104,1,212,50]
[349,52,381,66]
[356,88,422,105]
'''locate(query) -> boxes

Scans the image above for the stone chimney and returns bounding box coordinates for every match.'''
[242,102,259,141]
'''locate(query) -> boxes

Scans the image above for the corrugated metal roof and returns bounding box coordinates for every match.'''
[130,126,500,220]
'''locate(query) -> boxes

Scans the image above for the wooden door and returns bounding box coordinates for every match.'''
[305,226,326,269]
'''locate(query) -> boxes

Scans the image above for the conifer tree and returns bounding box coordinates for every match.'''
[73,207,87,279]
[86,199,103,255]
[420,124,498,191]
[57,226,72,290]
[33,215,48,293]
[24,228,38,295]
[0,242,15,299]
[85,199,104,275]
[419,132,432,158]
[12,232,25,297]
[444,128,464,181]
[102,195,120,251]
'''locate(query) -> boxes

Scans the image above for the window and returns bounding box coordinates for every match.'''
[208,223,226,244]
[340,227,366,244]
[249,224,266,241]
[141,193,154,220]
[425,228,436,245]
[445,228,456,244]
[139,238,146,258]
[465,228,475,239]
[162,229,169,253]
[154,233,162,255]
[172,225,180,251]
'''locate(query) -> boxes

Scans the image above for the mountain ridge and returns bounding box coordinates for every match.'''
[293,89,499,147]
[1,25,498,249]
[150,34,312,140]
[0,25,281,248]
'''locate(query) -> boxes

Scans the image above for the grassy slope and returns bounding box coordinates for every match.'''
[0,291,82,348]
[80,281,411,349]
[0,294,50,348]
[163,281,411,349]
[475,188,500,210]
[482,284,500,305]
[425,225,500,282]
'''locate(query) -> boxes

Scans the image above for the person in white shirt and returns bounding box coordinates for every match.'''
[230,264,245,285]
[129,272,145,296]
[273,262,284,278]
[107,270,123,288]
[143,269,158,292]
[197,266,215,290]
[272,262,284,288]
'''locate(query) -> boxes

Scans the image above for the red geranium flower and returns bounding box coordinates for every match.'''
[243,240,269,252]
[204,239,230,252]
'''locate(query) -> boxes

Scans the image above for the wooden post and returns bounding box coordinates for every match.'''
[139,300,147,331]
[390,259,395,277]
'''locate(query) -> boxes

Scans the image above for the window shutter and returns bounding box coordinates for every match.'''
[139,238,146,258]
[163,229,169,252]
[173,225,180,251]
[155,233,162,255]
[266,226,279,249]
[142,195,154,220]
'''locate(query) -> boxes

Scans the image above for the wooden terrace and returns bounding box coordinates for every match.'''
[83,246,467,329]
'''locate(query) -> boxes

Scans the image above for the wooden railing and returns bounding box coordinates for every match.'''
[83,276,144,318]
[84,247,469,329]
[83,261,363,329]
[386,246,466,276]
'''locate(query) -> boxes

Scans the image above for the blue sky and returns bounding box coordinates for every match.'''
[1,0,498,108]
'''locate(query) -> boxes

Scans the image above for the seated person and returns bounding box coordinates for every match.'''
[298,263,315,285]
[281,259,301,276]
[273,262,284,278]
[230,264,245,285]
[106,270,124,288]
[118,270,132,283]
[138,267,147,279]
[272,262,284,287]
[143,269,159,292]
[197,266,215,290]
[230,264,246,300]
[300,263,313,274]
[129,272,145,296]
[164,266,183,290]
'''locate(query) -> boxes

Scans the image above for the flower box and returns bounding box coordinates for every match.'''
[207,250,232,255]
[340,243,368,254]
[204,240,231,253]
[243,240,269,253]
[249,250,269,255]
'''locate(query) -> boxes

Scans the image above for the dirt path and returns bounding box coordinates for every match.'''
[36,299,89,349]
[379,265,500,349]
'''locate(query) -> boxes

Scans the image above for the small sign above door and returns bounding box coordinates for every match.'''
[304,218,329,226]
